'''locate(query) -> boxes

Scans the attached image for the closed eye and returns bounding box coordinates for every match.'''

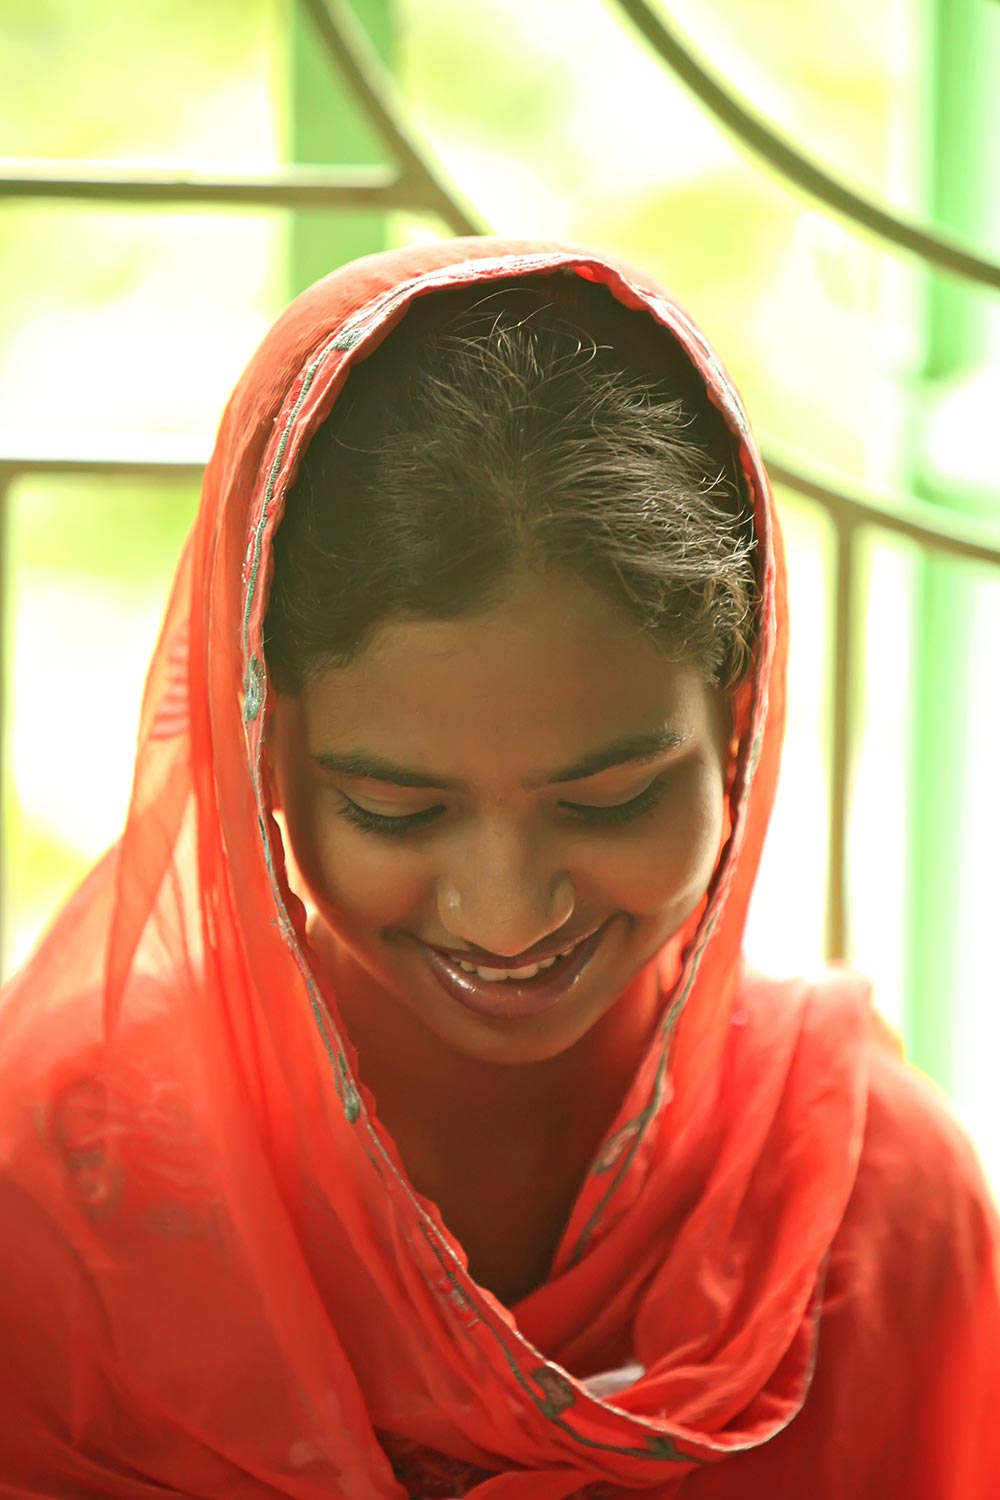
[336,777,666,838]
[560,776,665,826]
[336,797,443,837]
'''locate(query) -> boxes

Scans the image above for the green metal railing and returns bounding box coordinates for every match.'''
[1,1,998,1083]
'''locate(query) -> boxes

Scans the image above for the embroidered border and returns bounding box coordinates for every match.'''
[237,252,790,1469]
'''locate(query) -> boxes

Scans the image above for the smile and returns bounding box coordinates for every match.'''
[417,921,611,1023]
[452,929,593,983]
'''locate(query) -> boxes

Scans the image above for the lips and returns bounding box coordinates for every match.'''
[417,920,610,1023]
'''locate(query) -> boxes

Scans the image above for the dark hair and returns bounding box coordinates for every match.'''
[264,272,757,693]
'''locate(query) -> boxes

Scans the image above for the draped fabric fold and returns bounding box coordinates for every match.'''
[1,238,997,1499]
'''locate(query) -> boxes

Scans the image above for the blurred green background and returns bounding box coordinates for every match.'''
[1,0,997,1182]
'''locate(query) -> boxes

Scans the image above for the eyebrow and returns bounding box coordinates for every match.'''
[311,726,690,791]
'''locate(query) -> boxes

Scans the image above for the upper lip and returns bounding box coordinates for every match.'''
[425,921,605,969]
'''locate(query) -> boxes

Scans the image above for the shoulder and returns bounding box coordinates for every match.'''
[862,1049,993,1228]
[741,965,998,1278]
[834,1046,998,1309]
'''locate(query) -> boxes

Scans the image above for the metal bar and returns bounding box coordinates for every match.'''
[0,479,8,974]
[0,446,996,565]
[0,160,418,211]
[0,451,207,481]
[611,0,1000,290]
[299,0,486,236]
[825,516,857,961]
[763,452,1000,568]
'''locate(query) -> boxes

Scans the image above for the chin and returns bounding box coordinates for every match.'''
[421,1000,613,1068]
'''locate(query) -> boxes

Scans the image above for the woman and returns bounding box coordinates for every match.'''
[0,237,996,1498]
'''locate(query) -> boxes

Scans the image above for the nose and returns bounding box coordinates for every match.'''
[436,820,574,960]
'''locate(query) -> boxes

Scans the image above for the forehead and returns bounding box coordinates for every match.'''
[296,570,724,778]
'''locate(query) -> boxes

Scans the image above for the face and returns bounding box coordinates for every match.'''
[268,568,732,1067]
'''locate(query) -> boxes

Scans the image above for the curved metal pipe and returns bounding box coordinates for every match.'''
[0,162,409,211]
[763,449,1000,568]
[299,0,486,237]
[611,0,1000,289]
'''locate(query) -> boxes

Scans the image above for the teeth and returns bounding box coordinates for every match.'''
[450,937,586,983]
[476,961,541,981]
[452,942,581,978]
[454,956,560,983]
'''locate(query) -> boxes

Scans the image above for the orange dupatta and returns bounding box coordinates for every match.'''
[1,238,997,1499]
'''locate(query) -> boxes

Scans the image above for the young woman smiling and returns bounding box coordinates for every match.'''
[0,238,997,1499]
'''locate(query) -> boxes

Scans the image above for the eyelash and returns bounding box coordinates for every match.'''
[336,778,666,839]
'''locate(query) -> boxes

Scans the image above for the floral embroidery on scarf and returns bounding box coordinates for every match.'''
[531,1366,577,1416]
[591,1117,645,1174]
[243,653,264,722]
[336,1050,361,1123]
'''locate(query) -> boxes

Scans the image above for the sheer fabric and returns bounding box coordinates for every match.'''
[1,239,997,1498]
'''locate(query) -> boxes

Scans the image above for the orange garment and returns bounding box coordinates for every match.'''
[0,238,997,1499]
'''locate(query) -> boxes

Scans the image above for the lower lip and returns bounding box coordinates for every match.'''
[418,922,610,1023]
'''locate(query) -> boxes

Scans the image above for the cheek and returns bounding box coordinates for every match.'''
[284,790,429,929]
[594,769,726,917]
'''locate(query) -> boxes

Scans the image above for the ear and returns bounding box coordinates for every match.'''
[724,677,753,798]
[725,746,739,799]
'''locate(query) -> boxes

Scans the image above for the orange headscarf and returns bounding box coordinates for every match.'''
[1,239,997,1499]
